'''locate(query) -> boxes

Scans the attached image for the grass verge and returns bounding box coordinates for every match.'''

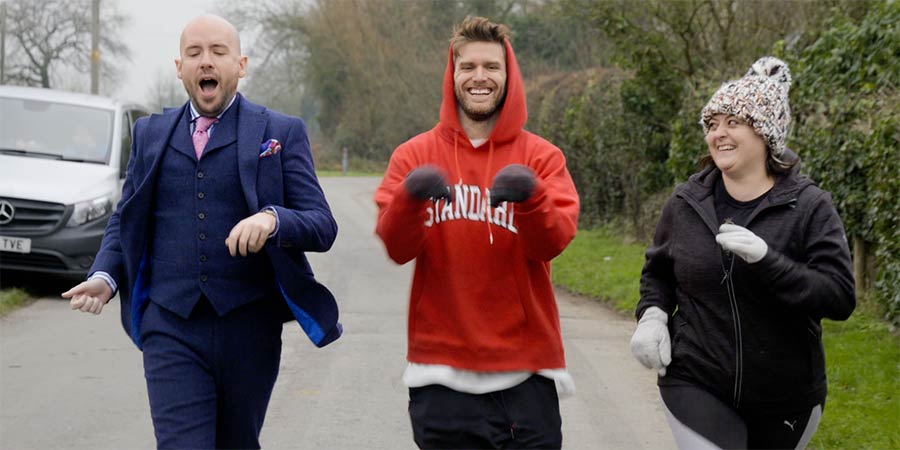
[552,227,646,313]
[0,288,33,317]
[552,228,900,449]
[813,299,900,449]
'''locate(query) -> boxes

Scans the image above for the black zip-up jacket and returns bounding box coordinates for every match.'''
[637,164,855,414]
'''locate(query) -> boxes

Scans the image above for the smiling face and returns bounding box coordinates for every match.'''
[453,41,507,122]
[705,114,769,178]
[175,15,247,117]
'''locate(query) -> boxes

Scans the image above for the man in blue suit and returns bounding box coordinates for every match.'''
[62,14,341,449]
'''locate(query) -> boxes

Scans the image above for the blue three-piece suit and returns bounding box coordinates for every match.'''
[90,94,341,448]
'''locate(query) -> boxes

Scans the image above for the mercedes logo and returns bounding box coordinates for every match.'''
[0,200,14,226]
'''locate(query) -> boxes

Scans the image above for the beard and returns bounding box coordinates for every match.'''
[183,79,234,118]
[455,85,507,122]
[187,91,230,117]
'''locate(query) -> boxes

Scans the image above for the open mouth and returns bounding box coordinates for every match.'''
[199,77,219,95]
[717,145,736,152]
[468,87,492,96]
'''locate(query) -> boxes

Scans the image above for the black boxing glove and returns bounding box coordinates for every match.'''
[490,164,536,207]
[405,165,453,202]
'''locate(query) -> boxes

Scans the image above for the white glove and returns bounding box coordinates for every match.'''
[630,306,671,376]
[715,223,768,263]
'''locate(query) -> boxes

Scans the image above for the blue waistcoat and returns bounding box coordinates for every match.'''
[149,105,276,318]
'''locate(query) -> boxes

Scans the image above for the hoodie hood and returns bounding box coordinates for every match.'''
[437,39,527,145]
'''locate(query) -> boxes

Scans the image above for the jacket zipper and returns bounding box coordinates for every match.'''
[678,191,744,408]
[721,253,743,408]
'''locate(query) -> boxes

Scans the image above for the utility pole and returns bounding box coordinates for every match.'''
[90,0,100,94]
[1,1,7,85]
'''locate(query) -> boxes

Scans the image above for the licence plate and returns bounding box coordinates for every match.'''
[0,236,31,254]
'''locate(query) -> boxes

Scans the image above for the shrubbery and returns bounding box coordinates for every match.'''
[789,1,899,324]
[528,69,629,229]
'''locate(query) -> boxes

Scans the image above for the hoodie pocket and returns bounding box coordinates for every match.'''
[669,314,690,364]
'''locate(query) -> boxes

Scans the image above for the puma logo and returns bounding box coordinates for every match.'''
[784,420,797,431]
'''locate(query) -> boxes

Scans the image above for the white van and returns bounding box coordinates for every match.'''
[0,86,149,280]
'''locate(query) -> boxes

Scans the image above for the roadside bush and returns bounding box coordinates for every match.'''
[527,66,676,240]
[667,81,720,183]
[788,0,900,325]
[528,68,631,229]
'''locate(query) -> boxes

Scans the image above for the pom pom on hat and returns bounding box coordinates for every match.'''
[749,56,792,88]
[701,56,792,157]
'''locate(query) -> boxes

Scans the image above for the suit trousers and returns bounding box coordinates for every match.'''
[140,296,283,449]
[409,375,562,449]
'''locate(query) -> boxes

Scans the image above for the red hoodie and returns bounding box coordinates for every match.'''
[375,40,580,371]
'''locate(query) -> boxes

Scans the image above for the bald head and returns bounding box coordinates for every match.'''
[175,14,248,116]
[180,14,241,56]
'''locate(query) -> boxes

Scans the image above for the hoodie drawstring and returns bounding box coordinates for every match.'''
[453,133,463,185]
[453,132,496,245]
[485,140,495,245]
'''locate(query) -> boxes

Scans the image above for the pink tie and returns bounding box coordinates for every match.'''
[193,116,219,160]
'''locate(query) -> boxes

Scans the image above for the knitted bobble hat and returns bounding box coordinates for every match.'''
[700,56,792,158]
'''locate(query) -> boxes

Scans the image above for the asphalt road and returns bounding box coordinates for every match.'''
[0,177,674,449]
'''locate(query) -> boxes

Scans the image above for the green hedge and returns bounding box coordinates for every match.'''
[528,69,631,228]
[789,1,900,324]
[527,68,674,239]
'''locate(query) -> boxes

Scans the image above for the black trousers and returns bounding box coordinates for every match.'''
[409,375,562,450]
[141,297,283,449]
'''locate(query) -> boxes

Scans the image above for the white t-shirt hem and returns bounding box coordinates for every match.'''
[403,363,575,398]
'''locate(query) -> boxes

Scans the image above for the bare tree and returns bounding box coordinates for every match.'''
[223,0,539,162]
[145,70,188,113]
[3,0,130,92]
[221,0,312,118]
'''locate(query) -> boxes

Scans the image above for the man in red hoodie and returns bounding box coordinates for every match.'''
[375,16,580,449]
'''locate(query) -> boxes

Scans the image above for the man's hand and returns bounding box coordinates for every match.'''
[226,210,277,257]
[490,164,536,207]
[716,223,768,264]
[630,306,671,376]
[62,278,113,315]
[405,165,453,202]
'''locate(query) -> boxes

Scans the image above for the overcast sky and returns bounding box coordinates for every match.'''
[115,0,215,104]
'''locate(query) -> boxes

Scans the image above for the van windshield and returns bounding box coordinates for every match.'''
[0,97,114,164]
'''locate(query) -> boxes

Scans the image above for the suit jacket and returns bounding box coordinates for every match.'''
[90,94,342,348]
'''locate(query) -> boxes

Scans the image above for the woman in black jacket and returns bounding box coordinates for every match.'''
[630,57,855,449]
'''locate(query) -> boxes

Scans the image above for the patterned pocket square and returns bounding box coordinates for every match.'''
[260,139,282,158]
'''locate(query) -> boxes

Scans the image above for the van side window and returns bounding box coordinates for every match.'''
[120,110,148,178]
[120,113,132,178]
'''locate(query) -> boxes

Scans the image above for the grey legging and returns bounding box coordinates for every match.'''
[660,380,822,449]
